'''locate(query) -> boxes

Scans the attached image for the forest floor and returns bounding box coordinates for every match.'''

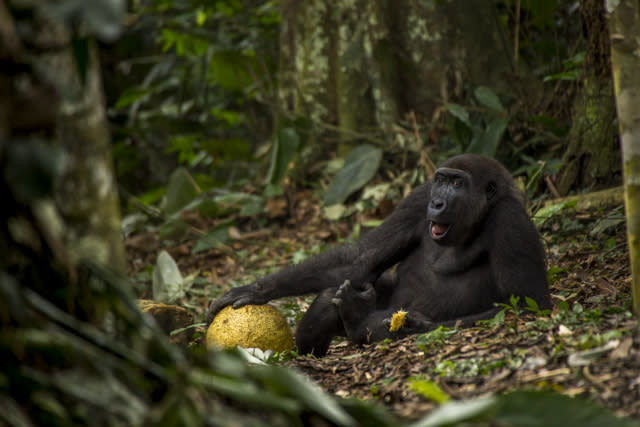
[124,190,640,422]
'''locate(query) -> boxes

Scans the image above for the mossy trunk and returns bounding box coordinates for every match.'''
[25,15,127,273]
[557,78,619,194]
[557,0,621,195]
[607,0,640,314]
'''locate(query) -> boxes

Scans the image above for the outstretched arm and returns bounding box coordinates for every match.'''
[207,184,430,322]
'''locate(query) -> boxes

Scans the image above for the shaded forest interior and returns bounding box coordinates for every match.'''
[2,1,640,426]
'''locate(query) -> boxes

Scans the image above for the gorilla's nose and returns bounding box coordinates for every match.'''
[429,197,447,214]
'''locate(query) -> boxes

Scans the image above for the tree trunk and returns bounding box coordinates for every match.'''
[607,0,640,314]
[40,20,127,273]
[0,6,126,274]
[278,0,516,164]
[557,0,621,195]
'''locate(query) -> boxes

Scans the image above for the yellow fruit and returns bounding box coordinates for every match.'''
[206,305,294,352]
[389,309,408,332]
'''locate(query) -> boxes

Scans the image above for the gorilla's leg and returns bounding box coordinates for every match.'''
[295,287,345,357]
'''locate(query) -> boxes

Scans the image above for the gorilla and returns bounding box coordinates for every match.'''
[207,154,551,357]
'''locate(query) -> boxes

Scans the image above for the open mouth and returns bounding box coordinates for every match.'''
[429,221,450,240]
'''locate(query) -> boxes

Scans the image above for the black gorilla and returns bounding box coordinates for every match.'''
[207,154,551,357]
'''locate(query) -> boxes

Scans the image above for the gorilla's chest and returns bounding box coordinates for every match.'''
[420,238,489,275]
[393,242,495,317]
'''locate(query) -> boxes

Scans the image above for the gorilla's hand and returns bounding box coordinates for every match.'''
[382,311,434,334]
[206,283,269,324]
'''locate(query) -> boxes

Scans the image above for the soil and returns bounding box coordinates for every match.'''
[124,190,640,421]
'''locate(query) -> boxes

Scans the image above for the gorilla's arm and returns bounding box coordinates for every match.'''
[206,184,430,322]
[487,198,551,310]
[341,297,503,345]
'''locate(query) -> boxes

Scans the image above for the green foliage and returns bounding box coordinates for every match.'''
[192,225,231,253]
[533,200,578,227]
[411,391,636,427]
[267,127,301,187]
[414,327,457,351]
[112,0,280,195]
[323,144,383,206]
[544,51,585,82]
[165,167,201,215]
[444,86,509,158]
[407,378,450,404]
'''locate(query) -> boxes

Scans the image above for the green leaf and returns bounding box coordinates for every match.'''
[408,379,450,404]
[165,167,200,215]
[410,396,497,427]
[467,116,509,157]
[446,103,471,127]
[192,226,230,253]
[250,366,357,427]
[266,128,300,185]
[209,51,258,91]
[474,86,504,111]
[495,391,636,427]
[158,218,189,238]
[532,201,577,227]
[543,69,582,82]
[525,296,540,312]
[323,145,382,206]
[115,87,150,109]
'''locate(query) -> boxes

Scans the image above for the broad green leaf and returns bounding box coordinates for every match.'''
[467,116,509,157]
[189,368,301,415]
[496,391,636,427]
[410,396,497,427]
[209,51,258,91]
[165,167,200,215]
[532,201,577,226]
[446,103,471,127]
[115,87,150,109]
[266,127,300,185]
[250,366,357,427]
[158,217,189,238]
[323,145,382,206]
[543,70,582,82]
[408,379,450,404]
[474,86,504,111]
[192,226,230,254]
[152,250,184,303]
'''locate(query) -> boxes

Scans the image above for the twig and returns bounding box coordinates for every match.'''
[544,176,561,199]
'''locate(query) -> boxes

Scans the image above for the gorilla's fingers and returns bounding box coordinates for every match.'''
[206,284,261,323]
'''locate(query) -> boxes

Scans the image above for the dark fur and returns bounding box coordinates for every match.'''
[207,154,551,357]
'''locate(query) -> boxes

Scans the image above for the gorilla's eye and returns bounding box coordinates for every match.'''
[453,179,463,188]
[436,176,445,184]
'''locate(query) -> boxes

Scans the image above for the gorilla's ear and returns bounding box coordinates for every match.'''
[486,181,497,200]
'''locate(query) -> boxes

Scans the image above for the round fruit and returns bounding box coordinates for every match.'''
[206,305,294,352]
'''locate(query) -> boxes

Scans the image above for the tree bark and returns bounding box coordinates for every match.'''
[607,0,640,314]
[1,7,127,274]
[557,0,620,195]
[44,22,127,273]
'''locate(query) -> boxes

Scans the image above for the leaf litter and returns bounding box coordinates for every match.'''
[124,191,640,421]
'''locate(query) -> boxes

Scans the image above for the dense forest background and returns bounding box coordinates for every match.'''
[2,0,640,425]
[107,0,619,214]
